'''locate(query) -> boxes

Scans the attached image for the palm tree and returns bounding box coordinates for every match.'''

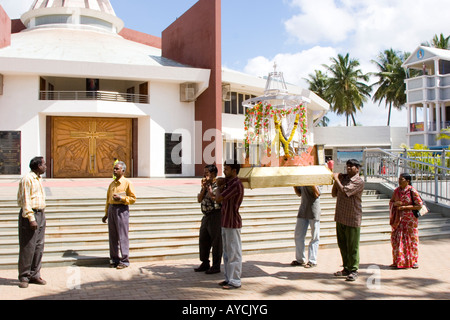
[323,53,372,126]
[371,49,411,126]
[304,70,330,126]
[422,33,450,49]
[304,70,329,99]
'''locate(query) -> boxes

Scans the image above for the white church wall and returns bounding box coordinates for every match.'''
[147,82,196,177]
[0,75,47,176]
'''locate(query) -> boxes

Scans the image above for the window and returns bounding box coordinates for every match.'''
[238,94,244,114]
[231,92,238,114]
[80,16,113,30]
[35,15,71,26]
[223,91,256,115]
[165,133,182,174]
[439,60,450,75]
[0,131,21,175]
[224,141,245,164]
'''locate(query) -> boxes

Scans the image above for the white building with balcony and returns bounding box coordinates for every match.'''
[0,0,329,178]
[403,46,450,149]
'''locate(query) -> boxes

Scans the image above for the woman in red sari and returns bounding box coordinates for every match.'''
[389,173,423,269]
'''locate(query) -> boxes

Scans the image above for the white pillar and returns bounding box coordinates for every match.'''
[407,105,411,133]
[436,103,442,146]
[423,103,429,146]
[435,59,440,76]
[442,105,447,128]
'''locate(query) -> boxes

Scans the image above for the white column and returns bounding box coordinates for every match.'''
[436,103,442,146]
[407,105,411,133]
[435,59,440,76]
[423,103,429,146]
[443,105,447,128]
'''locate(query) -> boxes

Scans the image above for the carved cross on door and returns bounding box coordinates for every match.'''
[70,121,115,174]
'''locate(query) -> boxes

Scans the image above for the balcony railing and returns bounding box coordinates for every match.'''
[410,121,450,132]
[40,91,150,104]
[405,73,450,103]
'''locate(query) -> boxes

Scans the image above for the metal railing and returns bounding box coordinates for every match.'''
[40,91,150,104]
[363,148,450,205]
[410,121,450,132]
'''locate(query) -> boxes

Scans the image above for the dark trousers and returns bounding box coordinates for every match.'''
[108,204,130,266]
[336,222,360,272]
[199,209,222,270]
[18,209,46,282]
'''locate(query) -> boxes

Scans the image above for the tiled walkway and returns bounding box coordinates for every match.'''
[1,178,449,303]
[1,239,449,300]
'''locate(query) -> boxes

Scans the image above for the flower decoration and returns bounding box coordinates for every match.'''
[244,102,308,158]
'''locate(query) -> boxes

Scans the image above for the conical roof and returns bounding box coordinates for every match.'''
[21,0,123,33]
[30,0,116,16]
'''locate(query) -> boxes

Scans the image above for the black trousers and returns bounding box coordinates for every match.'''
[18,209,46,282]
[199,209,222,270]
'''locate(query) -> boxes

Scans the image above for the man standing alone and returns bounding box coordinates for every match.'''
[102,161,136,269]
[17,156,47,288]
[332,159,365,281]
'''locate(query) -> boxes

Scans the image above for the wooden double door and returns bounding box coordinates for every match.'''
[49,117,136,178]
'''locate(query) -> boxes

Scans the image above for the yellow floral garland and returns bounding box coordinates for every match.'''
[273,114,300,157]
[244,103,307,160]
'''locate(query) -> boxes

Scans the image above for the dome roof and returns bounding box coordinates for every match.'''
[21,0,124,33]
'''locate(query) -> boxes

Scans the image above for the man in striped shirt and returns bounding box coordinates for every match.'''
[17,156,47,288]
[332,159,365,282]
[215,160,244,290]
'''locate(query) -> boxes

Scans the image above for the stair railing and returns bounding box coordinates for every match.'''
[363,148,450,205]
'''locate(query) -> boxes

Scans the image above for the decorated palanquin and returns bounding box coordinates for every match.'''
[238,66,333,189]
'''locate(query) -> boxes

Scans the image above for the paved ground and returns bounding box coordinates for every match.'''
[0,239,449,301]
[0,178,449,305]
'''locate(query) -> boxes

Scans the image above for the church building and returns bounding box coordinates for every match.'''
[0,0,328,178]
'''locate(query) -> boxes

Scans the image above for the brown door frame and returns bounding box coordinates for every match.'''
[132,118,138,177]
[46,116,138,178]
[46,116,53,178]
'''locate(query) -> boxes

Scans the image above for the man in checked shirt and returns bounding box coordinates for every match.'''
[17,156,47,288]
[332,159,365,282]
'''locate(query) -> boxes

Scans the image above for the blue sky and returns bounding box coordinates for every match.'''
[2,0,450,128]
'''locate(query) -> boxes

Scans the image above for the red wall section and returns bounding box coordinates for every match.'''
[0,6,11,48]
[119,27,162,49]
[11,19,26,34]
[162,0,222,176]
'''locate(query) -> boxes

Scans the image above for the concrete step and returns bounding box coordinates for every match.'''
[0,192,389,214]
[0,190,448,269]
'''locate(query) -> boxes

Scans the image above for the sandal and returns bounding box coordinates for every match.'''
[346,271,359,282]
[290,260,305,266]
[304,262,317,268]
[222,284,241,290]
[334,269,350,277]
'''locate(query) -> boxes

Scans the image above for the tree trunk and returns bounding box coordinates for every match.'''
[351,113,357,126]
[387,103,392,126]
